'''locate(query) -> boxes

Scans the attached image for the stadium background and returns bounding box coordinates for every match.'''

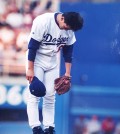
[0,0,120,134]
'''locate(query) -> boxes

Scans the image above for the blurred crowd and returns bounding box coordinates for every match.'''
[0,0,58,76]
[73,115,120,134]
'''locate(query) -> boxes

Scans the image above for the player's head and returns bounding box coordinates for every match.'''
[59,12,83,31]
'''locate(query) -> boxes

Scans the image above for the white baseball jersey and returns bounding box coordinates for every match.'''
[28,12,76,69]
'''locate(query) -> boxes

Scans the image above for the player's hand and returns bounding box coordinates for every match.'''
[26,69,34,83]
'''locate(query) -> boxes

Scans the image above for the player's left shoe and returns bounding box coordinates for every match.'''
[32,126,44,134]
[44,126,55,134]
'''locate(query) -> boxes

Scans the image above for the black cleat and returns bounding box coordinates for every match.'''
[32,126,44,134]
[44,126,55,134]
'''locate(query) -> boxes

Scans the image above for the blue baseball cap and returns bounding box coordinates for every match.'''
[29,76,46,97]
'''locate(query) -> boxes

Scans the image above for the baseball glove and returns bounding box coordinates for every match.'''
[54,76,71,95]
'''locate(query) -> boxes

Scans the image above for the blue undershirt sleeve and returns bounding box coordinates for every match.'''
[62,44,73,63]
[28,38,40,62]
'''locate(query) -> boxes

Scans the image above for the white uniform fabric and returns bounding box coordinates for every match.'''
[28,12,76,69]
[27,65,59,129]
[27,12,76,129]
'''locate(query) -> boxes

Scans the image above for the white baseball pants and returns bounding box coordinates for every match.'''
[27,65,59,129]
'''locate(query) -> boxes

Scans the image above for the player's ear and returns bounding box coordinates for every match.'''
[61,16,64,21]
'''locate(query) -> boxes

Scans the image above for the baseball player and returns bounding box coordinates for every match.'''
[26,12,83,134]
